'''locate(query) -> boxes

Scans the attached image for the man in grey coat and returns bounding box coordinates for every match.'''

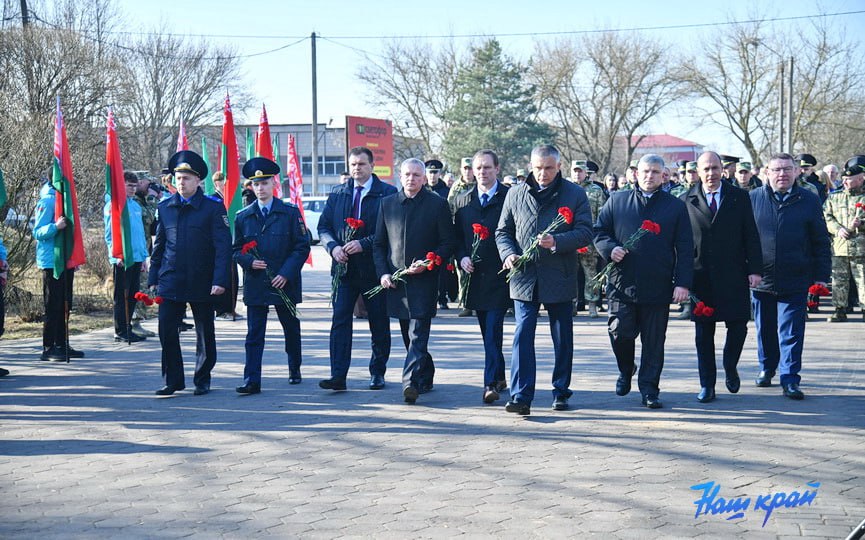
[496,145,594,415]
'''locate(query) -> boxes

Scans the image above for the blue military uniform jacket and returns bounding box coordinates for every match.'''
[148,188,232,303]
[233,198,310,306]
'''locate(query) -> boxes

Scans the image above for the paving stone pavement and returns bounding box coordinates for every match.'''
[1,246,863,539]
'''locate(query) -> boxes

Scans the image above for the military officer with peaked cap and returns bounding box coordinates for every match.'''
[796,153,827,202]
[233,157,310,394]
[148,150,232,396]
[720,155,739,184]
[425,159,450,199]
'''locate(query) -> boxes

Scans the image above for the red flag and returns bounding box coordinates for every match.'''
[220,94,243,234]
[256,104,283,198]
[285,134,311,266]
[105,108,133,267]
[176,115,188,152]
[51,97,86,278]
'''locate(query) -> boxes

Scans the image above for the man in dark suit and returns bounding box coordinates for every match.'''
[373,158,455,404]
[750,153,832,400]
[496,145,594,415]
[148,151,232,396]
[318,147,396,391]
[594,154,694,409]
[681,152,763,403]
[454,150,511,404]
[233,157,310,394]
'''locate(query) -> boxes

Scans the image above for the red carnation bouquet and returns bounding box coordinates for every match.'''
[577,247,589,254]
[133,291,163,306]
[689,294,715,318]
[589,220,661,294]
[331,218,365,304]
[502,207,574,282]
[365,251,442,298]
[459,223,490,306]
[240,240,297,316]
[806,283,831,311]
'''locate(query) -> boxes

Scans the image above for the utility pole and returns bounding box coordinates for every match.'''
[19,0,28,26]
[787,56,794,154]
[310,31,319,196]
[778,62,785,154]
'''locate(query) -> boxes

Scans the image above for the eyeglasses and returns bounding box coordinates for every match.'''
[769,167,795,174]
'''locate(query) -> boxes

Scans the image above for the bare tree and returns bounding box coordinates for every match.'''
[358,40,465,160]
[531,32,688,174]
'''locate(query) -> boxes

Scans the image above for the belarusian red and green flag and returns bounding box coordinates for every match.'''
[220,93,243,234]
[256,104,282,198]
[176,115,188,152]
[201,136,215,196]
[105,107,134,269]
[51,97,86,279]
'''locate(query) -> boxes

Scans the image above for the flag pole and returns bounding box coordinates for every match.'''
[123,265,131,345]
[60,180,70,363]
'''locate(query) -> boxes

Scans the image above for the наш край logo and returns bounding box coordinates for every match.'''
[691,480,820,527]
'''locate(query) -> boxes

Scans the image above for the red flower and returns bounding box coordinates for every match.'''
[434,255,442,266]
[577,247,589,254]
[693,301,706,316]
[641,220,661,234]
[446,263,455,272]
[856,202,864,209]
[558,207,574,225]
[241,240,258,255]
[808,284,830,296]
[806,300,819,309]
[345,217,364,229]
[142,296,154,306]
[153,296,164,305]
[133,292,148,302]
[426,251,436,261]
[472,223,490,240]
[702,306,715,317]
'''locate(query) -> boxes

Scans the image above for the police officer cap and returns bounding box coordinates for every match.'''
[843,155,865,176]
[676,159,689,170]
[242,157,280,181]
[571,160,586,170]
[686,161,698,171]
[720,155,740,167]
[586,160,599,174]
[796,153,817,167]
[425,159,444,172]
[461,157,472,168]
[737,161,753,172]
[168,150,208,179]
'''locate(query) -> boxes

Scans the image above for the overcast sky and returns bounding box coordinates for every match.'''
[116,0,864,157]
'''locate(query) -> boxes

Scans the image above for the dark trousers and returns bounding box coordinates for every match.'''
[243,304,301,385]
[112,262,141,334]
[608,301,669,398]
[42,268,74,350]
[329,280,390,381]
[158,298,217,389]
[695,319,747,388]
[398,318,435,390]
[476,309,506,386]
[215,263,240,315]
[510,300,574,404]
[576,264,586,307]
[752,290,806,386]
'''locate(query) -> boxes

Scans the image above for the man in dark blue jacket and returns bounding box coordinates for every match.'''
[318,147,396,391]
[594,154,693,409]
[233,157,311,394]
[148,151,232,396]
[750,153,831,400]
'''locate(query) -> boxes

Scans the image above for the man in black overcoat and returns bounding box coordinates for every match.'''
[454,150,511,404]
[594,154,694,409]
[373,158,455,404]
[681,152,763,403]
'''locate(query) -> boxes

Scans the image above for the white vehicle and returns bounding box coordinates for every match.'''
[285,196,328,244]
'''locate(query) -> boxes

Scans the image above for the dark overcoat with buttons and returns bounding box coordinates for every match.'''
[232,198,311,306]
[495,173,594,303]
[373,187,455,319]
[453,182,511,311]
[680,182,763,321]
[148,188,232,303]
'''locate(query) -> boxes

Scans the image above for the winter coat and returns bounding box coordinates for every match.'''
[33,183,60,269]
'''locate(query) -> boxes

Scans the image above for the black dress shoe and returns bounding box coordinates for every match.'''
[494,379,508,392]
[505,400,531,415]
[288,370,302,385]
[418,382,434,394]
[615,375,632,396]
[155,385,185,396]
[552,396,569,411]
[403,385,419,404]
[483,386,500,404]
[179,322,194,332]
[0,367,9,377]
[40,346,64,361]
[641,395,662,409]
[697,387,716,403]
[63,346,85,358]
[782,383,804,400]
[755,371,774,387]
[318,378,347,391]
[193,385,210,395]
[369,375,385,390]
[236,382,261,395]
[725,370,741,394]
[438,301,449,309]
[115,332,146,343]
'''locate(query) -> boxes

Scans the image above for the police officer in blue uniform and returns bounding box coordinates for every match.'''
[234,157,310,394]
[148,151,232,396]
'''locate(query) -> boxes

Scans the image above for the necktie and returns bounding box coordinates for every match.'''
[776,191,787,204]
[352,186,363,219]
[261,206,269,219]
[708,192,717,216]
[480,193,489,207]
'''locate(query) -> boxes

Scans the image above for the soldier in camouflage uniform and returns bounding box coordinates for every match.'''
[570,160,607,317]
[733,161,762,192]
[447,157,477,317]
[620,160,637,191]
[670,161,699,198]
[824,155,865,322]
